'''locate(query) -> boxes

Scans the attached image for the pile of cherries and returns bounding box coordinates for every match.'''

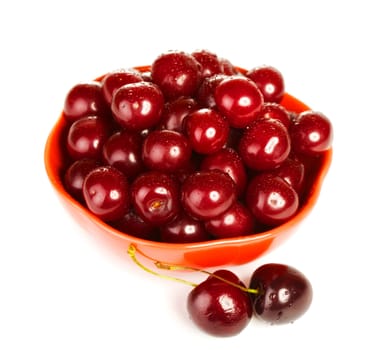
[60,49,332,336]
[62,49,332,243]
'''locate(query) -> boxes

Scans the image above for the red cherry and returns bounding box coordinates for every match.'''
[214,76,264,128]
[187,270,253,337]
[101,68,143,105]
[191,49,222,78]
[185,108,229,154]
[64,158,101,202]
[159,97,198,132]
[246,173,299,227]
[238,118,291,171]
[111,81,164,131]
[249,263,313,324]
[82,166,130,222]
[63,81,110,123]
[111,210,159,240]
[246,65,285,103]
[142,130,192,172]
[204,202,255,239]
[160,212,210,243]
[290,110,333,156]
[66,116,110,160]
[200,147,247,197]
[259,102,291,129]
[131,171,181,225]
[151,51,201,100]
[181,170,237,220]
[102,130,144,180]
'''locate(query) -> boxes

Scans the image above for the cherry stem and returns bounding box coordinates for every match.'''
[127,244,259,295]
[127,245,197,287]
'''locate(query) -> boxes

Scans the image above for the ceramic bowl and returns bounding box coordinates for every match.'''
[44,66,332,268]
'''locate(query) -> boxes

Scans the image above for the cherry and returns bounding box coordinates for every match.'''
[204,202,255,239]
[64,158,101,202]
[151,51,201,100]
[158,97,198,132]
[200,147,247,197]
[191,49,222,78]
[63,81,110,123]
[160,212,209,243]
[181,170,237,220]
[238,118,291,171]
[245,173,299,227]
[111,81,164,131]
[269,157,305,194]
[259,102,291,129]
[187,269,253,337]
[142,129,192,172]
[111,210,159,240]
[82,166,130,222]
[290,110,333,156]
[184,108,229,154]
[131,171,180,225]
[101,68,143,105]
[66,116,111,160]
[102,130,144,180]
[248,263,313,324]
[214,75,264,128]
[195,73,228,109]
[218,57,237,75]
[246,65,285,103]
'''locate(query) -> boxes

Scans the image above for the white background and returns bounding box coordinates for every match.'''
[1,0,369,348]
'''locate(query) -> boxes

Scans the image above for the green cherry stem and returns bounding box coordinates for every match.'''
[127,244,259,295]
[127,244,197,287]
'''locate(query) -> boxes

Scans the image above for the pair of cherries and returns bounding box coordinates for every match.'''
[129,246,313,337]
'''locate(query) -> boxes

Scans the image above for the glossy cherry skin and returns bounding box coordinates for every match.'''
[204,202,255,239]
[246,173,299,227]
[64,158,101,202]
[111,81,164,131]
[196,74,228,109]
[151,51,201,100]
[191,49,222,78]
[187,270,253,337]
[269,157,305,194]
[160,212,209,243]
[218,58,237,75]
[63,81,110,123]
[82,166,130,222]
[214,76,264,128]
[102,130,144,180]
[249,263,313,324]
[246,65,285,103]
[131,171,180,225]
[181,170,237,220]
[238,118,291,171]
[66,116,111,160]
[200,147,247,197]
[142,129,192,172]
[290,110,333,156]
[260,102,291,129]
[184,108,229,154]
[206,269,245,286]
[111,210,158,240]
[158,97,198,132]
[101,68,143,105]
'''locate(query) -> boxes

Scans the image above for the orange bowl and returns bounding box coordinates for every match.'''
[44,66,332,268]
